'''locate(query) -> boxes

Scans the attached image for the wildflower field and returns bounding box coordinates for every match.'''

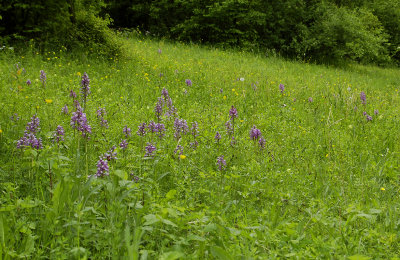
[1,38,400,259]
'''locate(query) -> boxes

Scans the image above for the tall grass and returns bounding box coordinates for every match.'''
[0,37,400,258]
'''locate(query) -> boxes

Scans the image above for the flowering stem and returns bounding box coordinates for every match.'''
[49,160,53,197]
[85,140,88,177]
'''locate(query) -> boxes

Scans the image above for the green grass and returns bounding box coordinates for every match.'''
[1,37,400,259]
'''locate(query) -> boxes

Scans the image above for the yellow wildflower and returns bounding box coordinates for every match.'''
[0,129,3,134]
[77,72,81,76]
[381,187,385,191]
[180,155,186,160]
[45,99,53,104]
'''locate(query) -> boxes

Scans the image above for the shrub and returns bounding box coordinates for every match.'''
[369,0,400,63]
[70,11,127,57]
[304,2,389,64]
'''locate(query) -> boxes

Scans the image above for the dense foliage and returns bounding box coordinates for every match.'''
[0,0,126,56]
[1,36,400,258]
[103,0,400,64]
[1,0,399,64]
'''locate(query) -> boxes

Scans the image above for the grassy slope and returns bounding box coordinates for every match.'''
[0,38,400,258]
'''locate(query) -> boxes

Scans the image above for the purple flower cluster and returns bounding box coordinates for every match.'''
[95,146,118,177]
[148,121,166,138]
[225,120,234,136]
[53,125,65,143]
[190,121,199,148]
[137,122,147,136]
[81,72,90,101]
[155,98,163,121]
[69,90,77,99]
[26,79,31,86]
[229,106,238,120]
[10,113,20,121]
[249,125,266,149]
[279,84,285,93]
[17,133,43,150]
[156,88,177,118]
[40,70,46,86]
[230,136,236,147]
[104,146,117,161]
[215,131,221,143]
[26,114,40,134]
[360,91,366,105]
[252,83,257,92]
[191,122,199,138]
[145,143,156,157]
[62,105,69,114]
[250,125,261,141]
[174,118,189,140]
[174,145,184,155]
[70,106,91,138]
[96,107,108,128]
[308,97,313,103]
[165,97,177,118]
[96,157,109,177]
[258,136,266,149]
[363,112,373,121]
[16,115,42,150]
[185,79,192,87]
[250,125,262,141]
[73,100,80,109]
[120,139,128,150]
[123,125,131,138]
[162,88,169,100]
[216,155,226,171]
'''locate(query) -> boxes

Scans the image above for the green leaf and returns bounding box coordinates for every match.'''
[166,189,177,200]
[204,223,217,232]
[160,251,184,260]
[143,214,159,226]
[161,218,177,227]
[187,234,206,242]
[210,246,233,260]
[113,170,128,180]
[23,234,35,255]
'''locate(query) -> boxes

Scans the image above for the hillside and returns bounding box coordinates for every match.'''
[1,38,400,258]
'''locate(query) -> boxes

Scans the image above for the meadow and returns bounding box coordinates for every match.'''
[1,37,400,259]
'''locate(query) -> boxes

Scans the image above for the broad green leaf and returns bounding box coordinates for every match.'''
[161,218,177,227]
[187,234,206,242]
[113,170,128,180]
[166,189,177,200]
[210,246,233,260]
[160,251,184,260]
[143,214,159,226]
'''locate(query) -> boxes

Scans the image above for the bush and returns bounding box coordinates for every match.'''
[0,0,126,57]
[70,11,127,57]
[369,0,400,63]
[304,2,389,64]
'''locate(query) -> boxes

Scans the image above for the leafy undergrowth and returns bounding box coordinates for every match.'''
[1,39,400,259]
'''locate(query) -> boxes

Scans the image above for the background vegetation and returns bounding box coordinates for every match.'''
[1,0,400,65]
